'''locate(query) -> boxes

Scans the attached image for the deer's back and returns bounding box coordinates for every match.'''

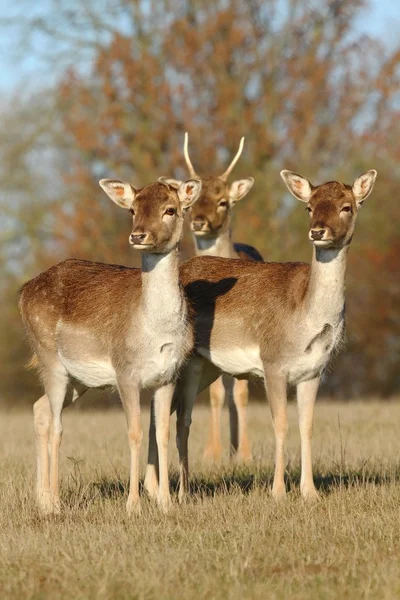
[233,242,264,262]
[20,259,141,352]
[180,256,310,370]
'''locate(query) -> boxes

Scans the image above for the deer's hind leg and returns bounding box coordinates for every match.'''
[203,376,225,462]
[177,358,217,502]
[230,378,252,462]
[33,394,52,512]
[34,379,87,514]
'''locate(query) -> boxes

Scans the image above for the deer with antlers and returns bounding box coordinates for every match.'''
[160,133,262,463]
[146,168,377,502]
[19,176,202,515]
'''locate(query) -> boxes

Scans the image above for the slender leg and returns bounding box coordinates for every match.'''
[33,395,51,513]
[203,376,225,462]
[153,384,174,512]
[33,383,87,514]
[176,358,204,502]
[41,367,71,515]
[118,378,142,516]
[144,397,159,500]
[264,370,288,500]
[297,376,320,500]
[232,379,252,461]
[225,376,239,457]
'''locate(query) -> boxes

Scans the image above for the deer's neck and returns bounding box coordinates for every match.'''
[305,245,348,325]
[141,248,185,324]
[193,227,234,258]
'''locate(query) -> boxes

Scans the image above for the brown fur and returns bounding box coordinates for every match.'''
[19,178,203,515]
[188,175,262,261]
[180,256,309,363]
[161,170,377,502]
[26,354,39,370]
[20,260,143,363]
[189,176,232,234]
[308,182,356,246]
[233,242,264,262]
[181,136,261,462]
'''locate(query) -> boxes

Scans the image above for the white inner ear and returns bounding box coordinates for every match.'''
[290,176,312,202]
[177,179,202,209]
[280,171,312,202]
[229,178,254,203]
[99,179,136,209]
[352,170,377,205]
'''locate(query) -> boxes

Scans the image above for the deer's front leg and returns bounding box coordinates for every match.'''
[118,378,142,516]
[144,398,159,500]
[297,376,320,501]
[203,376,225,462]
[153,384,174,513]
[264,369,288,501]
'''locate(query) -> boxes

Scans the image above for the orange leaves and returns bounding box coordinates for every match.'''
[32,0,400,395]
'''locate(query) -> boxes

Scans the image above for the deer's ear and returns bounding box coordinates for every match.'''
[228,178,254,206]
[158,177,182,190]
[280,170,313,202]
[177,178,202,210]
[99,179,136,209]
[352,170,377,208]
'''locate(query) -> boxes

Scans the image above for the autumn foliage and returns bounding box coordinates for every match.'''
[0,0,399,401]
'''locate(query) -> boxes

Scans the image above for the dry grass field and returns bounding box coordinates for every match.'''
[1,399,400,599]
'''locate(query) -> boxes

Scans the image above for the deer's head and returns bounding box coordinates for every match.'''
[281,170,377,249]
[160,133,254,239]
[99,178,202,253]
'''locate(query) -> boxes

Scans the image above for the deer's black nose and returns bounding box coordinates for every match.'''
[130,232,148,244]
[192,220,206,231]
[310,229,325,241]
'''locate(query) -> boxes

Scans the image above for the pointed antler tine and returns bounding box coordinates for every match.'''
[219,137,245,181]
[183,132,198,178]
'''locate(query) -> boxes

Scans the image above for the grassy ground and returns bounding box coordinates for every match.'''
[1,399,400,599]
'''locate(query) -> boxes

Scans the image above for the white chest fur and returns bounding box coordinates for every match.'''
[137,251,188,388]
[198,316,344,386]
[57,250,189,391]
[198,248,347,386]
[194,230,234,258]
[134,315,188,388]
[285,318,344,384]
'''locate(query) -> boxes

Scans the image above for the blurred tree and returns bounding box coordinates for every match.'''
[0,0,399,403]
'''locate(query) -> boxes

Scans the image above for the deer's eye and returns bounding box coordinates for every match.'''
[218,201,229,208]
[129,208,135,216]
[164,207,176,216]
[341,205,352,213]
[306,206,312,214]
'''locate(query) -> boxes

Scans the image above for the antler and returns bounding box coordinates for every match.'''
[219,137,245,182]
[183,132,198,178]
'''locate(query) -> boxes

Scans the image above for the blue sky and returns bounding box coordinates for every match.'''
[357,0,399,42]
[1,0,399,92]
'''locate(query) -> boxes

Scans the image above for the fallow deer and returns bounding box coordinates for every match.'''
[160,133,262,463]
[148,169,377,502]
[19,176,202,515]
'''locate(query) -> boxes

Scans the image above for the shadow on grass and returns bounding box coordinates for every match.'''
[89,466,400,502]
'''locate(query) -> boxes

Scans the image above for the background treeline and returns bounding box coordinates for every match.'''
[0,0,399,405]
